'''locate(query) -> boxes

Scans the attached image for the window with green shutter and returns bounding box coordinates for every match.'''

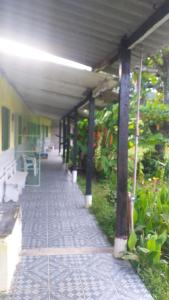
[46,126,48,137]
[42,125,45,139]
[18,115,22,145]
[1,106,10,151]
[37,124,40,137]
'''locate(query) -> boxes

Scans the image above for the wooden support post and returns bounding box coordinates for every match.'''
[63,117,66,163]
[59,120,62,154]
[66,116,70,164]
[72,110,78,183]
[85,96,95,208]
[114,38,131,258]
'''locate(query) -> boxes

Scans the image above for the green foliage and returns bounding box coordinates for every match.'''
[128,231,137,251]
[135,184,169,236]
[94,104,118,178]
[126,232,168,272]
[141,101,169,123]
[77,175,116,244]
[164,160,169,179]
[77,118,88,155]
[139,265,169,300]
[124,183,169,277]
[142,151,165,179]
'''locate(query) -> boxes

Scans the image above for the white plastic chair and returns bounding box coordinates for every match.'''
[22,155,37,176]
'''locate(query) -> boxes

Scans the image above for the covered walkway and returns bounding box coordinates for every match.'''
[1,1,169,299]
[2,153,153,300]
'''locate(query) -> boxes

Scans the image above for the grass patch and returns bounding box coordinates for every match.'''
[77,175,115,244]
[138,266,169,300]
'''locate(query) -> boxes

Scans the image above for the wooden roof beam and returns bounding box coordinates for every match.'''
[94,0,169,70]
[127,0,169,49]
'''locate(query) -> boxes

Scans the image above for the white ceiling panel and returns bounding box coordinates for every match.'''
[0,54,115,119]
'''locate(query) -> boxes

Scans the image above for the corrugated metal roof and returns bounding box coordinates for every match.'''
[0,55,116,120]
[0,0,169,119]
[0,0,167,68]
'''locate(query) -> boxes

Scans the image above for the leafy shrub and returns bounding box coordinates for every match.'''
[142,151,165,179]
[125,184,169,270]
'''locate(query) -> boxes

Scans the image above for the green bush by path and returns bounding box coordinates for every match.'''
[77,175,116,244]
[126,181,169,300]
[139,266,169,300]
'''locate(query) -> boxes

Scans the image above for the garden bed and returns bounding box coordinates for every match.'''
[78,175,169,300]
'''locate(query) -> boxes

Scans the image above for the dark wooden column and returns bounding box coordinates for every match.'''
[115,38,131,242]
[59,120,62,154]
[72,110,78,170]
[66,116,70,164]
[86,96,95,196]
[63,117,66,163]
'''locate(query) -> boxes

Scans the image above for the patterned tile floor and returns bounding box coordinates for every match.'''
[0,152,153,299]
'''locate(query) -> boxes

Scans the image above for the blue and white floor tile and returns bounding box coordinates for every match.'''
[0,153,153,299]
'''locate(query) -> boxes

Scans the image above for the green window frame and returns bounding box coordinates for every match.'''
[42,125,45,139]
[46,126,48,137]
[37,124,40,136]
[1,106,10,151]
[18,115,22,145]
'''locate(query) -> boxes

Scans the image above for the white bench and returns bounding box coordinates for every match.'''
[0,169,5,202]
[4,160,27,202]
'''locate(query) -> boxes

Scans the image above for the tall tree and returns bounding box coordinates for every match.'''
[146,47,169,104]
